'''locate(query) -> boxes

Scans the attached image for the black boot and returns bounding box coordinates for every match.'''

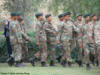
[50,60,56,66]
[7,57,14,66]
[56,56,62,63]
[41,62,47,67]
[96,60,99,67]
[68,61,72,67]
[29,57,37,66]
[90,54,95,66]
[78,60,83,67]
[15,61,25,67]
[61,60,67,67]
[86,64,91,70]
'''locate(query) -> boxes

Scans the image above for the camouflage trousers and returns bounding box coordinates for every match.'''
[21,42,28,59]
[77,39,83,61]
[34,40,47,62]
[95,43,100,64]
[83,40,90,64]
[47,37,56,61]
[62,39,73,61]
[11,44,22,62]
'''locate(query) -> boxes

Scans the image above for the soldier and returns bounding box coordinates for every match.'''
[92,14,100,66]
[30,13,47,67]
[57,12,76,67]
[75,14,84,67]
[88,14,98,66]
[44,14,57,66]
[9,12,32,67]
[83,14,91,69]
[16,13,29,60]
[56,13,64,63]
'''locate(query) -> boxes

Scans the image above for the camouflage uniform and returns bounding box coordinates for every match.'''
[75,20,84,61]
[82,22,90,64]
[56,21,64,55]
[58,20,76,62]
[94,21,100,65]
[35,20,47,62]
[9,20,23,62]
[44,22,56,61]
[10,20,31,62]
[88,21,97,63]
[19,20,29,59]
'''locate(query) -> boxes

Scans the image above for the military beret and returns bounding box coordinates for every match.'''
[84,14,90,18]
[64,12,71,16]
[91,14,96,17]
[76,14,82,17]
[16,12,21,16]
[45,14,51,18]
[10,12,16,16]
[58,14,64,18]
[35,13,43,18]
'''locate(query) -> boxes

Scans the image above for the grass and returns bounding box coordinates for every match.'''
[0,63,100,75]
[0,31,3,35]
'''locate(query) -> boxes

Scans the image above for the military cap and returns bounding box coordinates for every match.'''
[10,12,16,16]
[58,13,64,18]
[64,12,71,16]
[16,12,21,16]
[76,14,82,17]
[84,14,90,18]
[35,13,43,18]
[91,14,96,18]
[45,14,51,18]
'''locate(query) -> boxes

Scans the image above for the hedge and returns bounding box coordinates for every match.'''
[0,32,78,62]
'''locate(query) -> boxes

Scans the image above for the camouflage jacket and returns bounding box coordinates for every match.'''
[44,22,56,38]
[10,20,31,44]
[94,21,100,44]
[35,20,47,42]
[58,20,77,41]
[9,20,23,44]
[75,20,84,39]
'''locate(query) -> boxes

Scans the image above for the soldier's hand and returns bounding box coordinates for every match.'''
[57,40,60,44]
[29,39,32,42]
[36,42,40,45]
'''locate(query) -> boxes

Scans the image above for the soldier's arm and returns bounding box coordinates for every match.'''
[44,23,56,33]
[21,32,32,42]
[35,24,40,43]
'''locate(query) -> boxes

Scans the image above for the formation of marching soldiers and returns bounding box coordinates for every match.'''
[4,12,100,70]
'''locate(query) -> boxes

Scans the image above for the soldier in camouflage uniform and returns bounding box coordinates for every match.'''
[75,14,84,67]
[9,12,32,67]
[92,14,100,66]
[44,14,57,66]
[56,13,64,63]
[16,13,29,60]
[57,12,76,67]
[83,14,91,69]
[88,14,98,66]
[30,13,47,67]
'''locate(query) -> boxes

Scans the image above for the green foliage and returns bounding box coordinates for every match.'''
[48,0,100,17]
[0,32,38,62]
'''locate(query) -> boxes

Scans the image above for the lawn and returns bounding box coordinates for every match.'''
[0,63,100,75]
[0,31,3,35]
